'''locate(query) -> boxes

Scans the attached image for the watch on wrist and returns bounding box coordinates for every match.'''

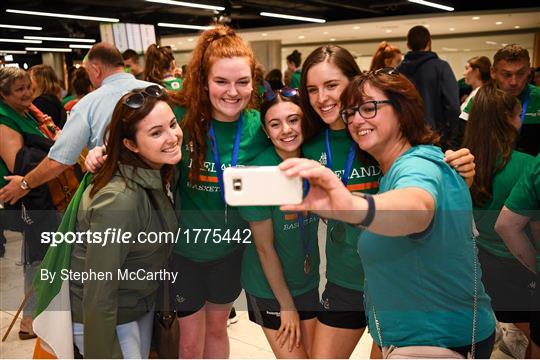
[20,178,31,191]
[351,192,375,228]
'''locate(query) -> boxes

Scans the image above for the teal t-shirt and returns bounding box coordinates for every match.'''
[462,84,540,155]
[239,147,320,299]
[504,154,540,269]
[303,128,381,291]
[474,151,535,258]
[173,107,270,261]
[358,145,495,348]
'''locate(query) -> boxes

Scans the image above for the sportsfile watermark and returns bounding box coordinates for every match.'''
[40,228,252,246]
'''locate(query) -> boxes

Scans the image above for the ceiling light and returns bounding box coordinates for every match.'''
[25,36,96,43]
[0,24,42,30]
[0,38,42,44]
[157,22,213,30]
[261,33,268,36]
[260,12,326,23]
[187,38,193,42]
[495,21,503,25]
[407,0,454,11]
[423,24,430,28]
[449,27,455,31]
[353,26,359,30]
[486,41,497,45]
[514,25,520,29]
[299,35,305,39]
[145,0,224,11]
[472,16,480,20]
[385,29,392,33]
[0,50,27,54]
[69,44,93,49]
[25,47,72,52]
[330,38,336,41]
[6,9,119,22]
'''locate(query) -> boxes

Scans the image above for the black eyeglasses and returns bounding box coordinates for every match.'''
[263,87,299,103]
[340,100,393,124]
[122,85,165,109]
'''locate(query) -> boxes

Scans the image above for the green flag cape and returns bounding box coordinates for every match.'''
[33,173,92,358]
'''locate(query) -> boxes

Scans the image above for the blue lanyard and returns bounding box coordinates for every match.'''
[298,179,311,258]
[520,86,530,130]
[208,113,243,202]
[325,128,357,186]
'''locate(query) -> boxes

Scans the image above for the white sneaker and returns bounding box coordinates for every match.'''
[227,307,238,327]
[499,324,529,359]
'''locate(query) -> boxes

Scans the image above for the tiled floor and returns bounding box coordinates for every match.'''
[0,225,514,359]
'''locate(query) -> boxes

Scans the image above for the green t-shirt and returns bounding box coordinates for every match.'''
[505,154,540,270]
[0,100,45,187]
[290,70,301,89]
[163,77,183,91]
[173,107,270,261]
[239,147,320,299]
[462,84,540,155]
[474,151,535,258]
[303,128,381,291]
[61,94,76,106]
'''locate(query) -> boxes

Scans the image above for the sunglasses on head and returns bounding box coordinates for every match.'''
[263,87,299,103]
[371,67,400,76]
[122,85,165,109]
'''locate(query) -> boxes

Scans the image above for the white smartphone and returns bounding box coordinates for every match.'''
[223,166,303,206]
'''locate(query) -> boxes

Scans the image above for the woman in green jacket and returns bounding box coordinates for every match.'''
[70,86,182,358]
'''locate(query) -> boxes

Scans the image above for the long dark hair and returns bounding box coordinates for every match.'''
[90,88,174,197]
[462,83,519,207]
[299,45,361,140]
[169,24,257,184]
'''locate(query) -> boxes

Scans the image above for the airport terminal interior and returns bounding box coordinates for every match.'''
[1,0,539,359]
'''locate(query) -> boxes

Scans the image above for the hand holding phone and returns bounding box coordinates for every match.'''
[223,166,303,206]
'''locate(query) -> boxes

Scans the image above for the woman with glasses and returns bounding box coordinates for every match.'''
[239,87,320,357]
[299,46,476,358]
[69,86,181,358]
[280,70,496,358]
[167,25,269,358]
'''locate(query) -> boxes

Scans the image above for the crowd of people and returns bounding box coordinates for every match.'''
[0,23,538,359]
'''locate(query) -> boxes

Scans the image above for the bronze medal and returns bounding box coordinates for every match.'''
[303,254,311,274]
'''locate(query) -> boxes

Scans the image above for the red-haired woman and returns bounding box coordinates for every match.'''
[168,25,269,358]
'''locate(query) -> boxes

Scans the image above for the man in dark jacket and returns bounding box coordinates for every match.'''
[397,25,460,150]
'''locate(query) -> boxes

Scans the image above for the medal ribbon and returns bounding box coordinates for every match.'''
[325,128,357,186]
[208,112,243,202]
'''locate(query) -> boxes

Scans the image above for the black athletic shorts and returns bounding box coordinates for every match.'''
[478,248,539,344]
[170,246,244,317]
[317,281,367,330]
[246,287,319,330]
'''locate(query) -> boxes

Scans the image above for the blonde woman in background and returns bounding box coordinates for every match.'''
[29,64,67,128]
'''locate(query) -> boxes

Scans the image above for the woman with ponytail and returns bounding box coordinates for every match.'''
[144,44,183,91]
